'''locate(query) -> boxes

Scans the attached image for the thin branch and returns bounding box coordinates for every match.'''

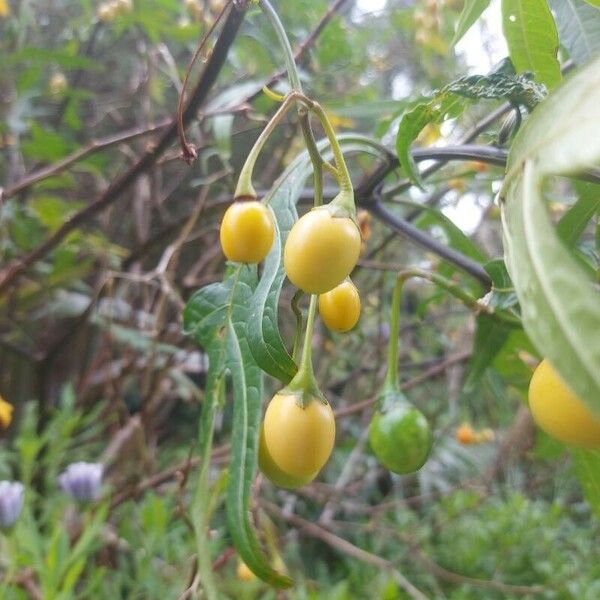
[333,350,471,418]
[261,500,429,600]
[1,120,171,201]
[367,200,492,288]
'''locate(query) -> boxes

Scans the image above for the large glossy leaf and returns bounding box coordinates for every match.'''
[464,260,521,390]
[550,0,600,65]
[572,449,600,519]
[452,0,491,46]
[184,266,292,588]
[501,0,561,89]
[501,54,600,415]
[557,181,600,247]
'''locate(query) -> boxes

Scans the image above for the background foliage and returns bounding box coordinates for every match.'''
[0,0,599,598]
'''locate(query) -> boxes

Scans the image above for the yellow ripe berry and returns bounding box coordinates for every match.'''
[236,560,256,582]
[0,396,14,430]
[319,280,361,333]
[49,72,68,96]
[219,201,275,264]
[528,359,600,448]
[263,393,335,479]
[284,207,361,295]
[456,424,476,445]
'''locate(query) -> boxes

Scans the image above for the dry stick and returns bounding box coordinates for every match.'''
[334,350,471,419]
[0,1,249,296]
[176,1,232,162]
[318,427,370,526]
[261,500,429,600]
[368,200,492,288]
[401,535,545,596]
[109,443,231,509]
[0,119,171,201]
[332,519,545,596]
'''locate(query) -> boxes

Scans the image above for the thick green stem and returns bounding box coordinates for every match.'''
[310,102,354,203]
[235,92,299,199]
[299,109,324,206]
[291,290,304,363]
[384,274,410,390]
[401,268,521,326]
[259,1,331,207]
[285,294,322,404]
[191,378,222,600]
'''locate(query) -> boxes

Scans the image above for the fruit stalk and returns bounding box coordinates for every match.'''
[284,294,323,405]
[234,92,300,200]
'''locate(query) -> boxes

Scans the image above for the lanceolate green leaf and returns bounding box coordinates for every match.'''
[583,0,600,7]
[501,0,561,89]
[557,182,600,247]
[402,200,487,264]
[550,0,600,65]
[224,275,292,588]
[184,266,292,588]
[501,54,600,415]
[246,160,307,383]
[464,260,521,390]
[464,315,512,391]
[452,0,491,46]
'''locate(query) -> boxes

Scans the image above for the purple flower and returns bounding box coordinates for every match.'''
[0,481,24,530]
[59,462,103,503]
[379,322,391,339]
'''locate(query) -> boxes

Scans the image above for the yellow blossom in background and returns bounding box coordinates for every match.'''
[0,0,11,17]
[326,113,355,130]
[0,396,14,429]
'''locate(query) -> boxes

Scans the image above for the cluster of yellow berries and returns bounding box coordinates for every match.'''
[219,198,363,488]
[455,423,495,445]
[97,0,133,22]
[220,200,362,333]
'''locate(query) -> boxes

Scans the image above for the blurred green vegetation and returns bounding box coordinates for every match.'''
[1,0,599,598]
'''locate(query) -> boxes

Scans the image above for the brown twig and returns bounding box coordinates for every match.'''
[261,500,428,600]
[109,444,230,509]
[0,119,171,202]
[333,350,471,418]
[176,1,232,163]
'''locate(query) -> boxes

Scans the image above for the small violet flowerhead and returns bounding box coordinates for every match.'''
[0,481,24,530]
[58,462,103,503]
